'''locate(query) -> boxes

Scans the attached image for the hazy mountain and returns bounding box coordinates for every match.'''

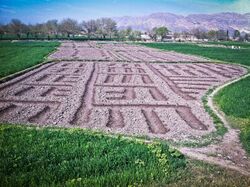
[113,12,250,33]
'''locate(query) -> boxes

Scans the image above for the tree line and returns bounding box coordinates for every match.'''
[0,18,119,40]
[175,28,249,42]
[0,18,249,41]
[0,18,146,41]
[0,18,172,41]
[1,18,165,41]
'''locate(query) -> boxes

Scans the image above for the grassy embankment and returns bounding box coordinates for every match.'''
[0,41,59,79]
[141,42,250,154]
[214,76,250,153]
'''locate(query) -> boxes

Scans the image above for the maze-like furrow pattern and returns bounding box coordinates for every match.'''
[70,62,245,140]
[0,61,91,125]
[49,41,209,62]
[148,63,245,100]
[1,41,248,141]
[0,61,246,140]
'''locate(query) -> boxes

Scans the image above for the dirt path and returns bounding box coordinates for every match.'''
[180,73,250,176]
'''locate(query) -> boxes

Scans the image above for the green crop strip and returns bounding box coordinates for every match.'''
[0,41,59,78]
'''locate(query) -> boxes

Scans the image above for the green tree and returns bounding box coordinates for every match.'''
[233,30,241,39]
[155,27,169,41]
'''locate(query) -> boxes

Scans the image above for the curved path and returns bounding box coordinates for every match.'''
[180,73,250,176]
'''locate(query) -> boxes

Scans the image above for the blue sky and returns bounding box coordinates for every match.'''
[0,0,250,24]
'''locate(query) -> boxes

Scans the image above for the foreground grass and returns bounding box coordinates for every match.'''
[140,42,250,66]
[141,42,250,154]
[215,76,250,154]
[167,160,250,187]
[0,41,59,78]
[1,125,249,187]
[0,124,185,187]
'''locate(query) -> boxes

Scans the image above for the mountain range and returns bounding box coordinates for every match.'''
[113,12,250,33]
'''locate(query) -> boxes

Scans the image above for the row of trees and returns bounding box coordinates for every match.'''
[177,28,249,41]
[0,18,118,39]
[0,18,249,41]
[0,18,154,41]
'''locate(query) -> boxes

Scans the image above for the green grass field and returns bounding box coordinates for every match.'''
[141,42,250,154]
[207,41,250,48]
[214,76,250,153]
[168,159,250,187]
[0,125,185,187]
[0,41,59,78]
[1,125,250,187]
[140,42,250,66]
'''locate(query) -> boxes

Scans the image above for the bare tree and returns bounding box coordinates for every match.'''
[207,30,218,41]
[29,23,44,39]
[0,24,5,39]
[217,30,228,41]
[81,20,98,39]
[173,32,180,41]
[191,28,202,39]
[8,19,25,39]
[45,20,58,38]
[22,24,30,39]
[116,29,127,40]
[191,28,209,40]
[245,33,249,41]
[181,31,190,41]
[125,26,132,36]
[149,27,157,41]
[59,18,80,38]
[38,20,59,39]
[128,30,141,41]
[96,18,117,39]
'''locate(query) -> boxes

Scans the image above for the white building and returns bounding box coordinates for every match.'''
[141,34,151,41]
